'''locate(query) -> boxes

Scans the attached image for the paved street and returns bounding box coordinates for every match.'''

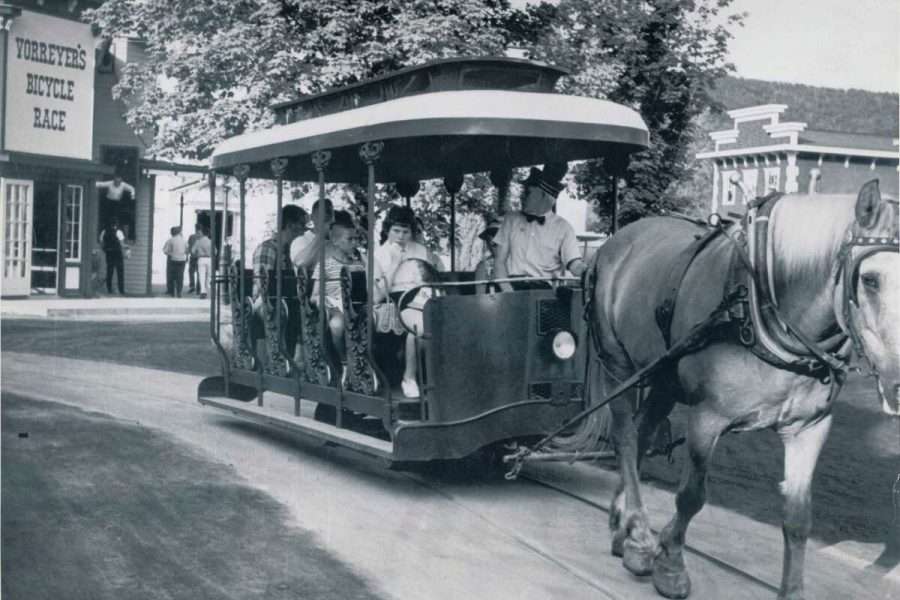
[1,318,898,599]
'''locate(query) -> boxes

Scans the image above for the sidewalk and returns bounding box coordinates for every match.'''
[1,295,210,321]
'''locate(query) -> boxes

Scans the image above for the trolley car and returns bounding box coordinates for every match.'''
[197,57,648,464]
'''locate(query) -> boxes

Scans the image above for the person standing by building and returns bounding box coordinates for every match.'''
[186,223,202,294]
[163,226,188,298]
[99,217,127,295]
[191,226,213,299]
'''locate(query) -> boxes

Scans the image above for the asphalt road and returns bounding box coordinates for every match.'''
[2,393,380,600]
[2,318,898,599]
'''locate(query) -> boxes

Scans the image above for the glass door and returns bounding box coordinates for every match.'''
[31,182,60,294]
[1,179,34,296]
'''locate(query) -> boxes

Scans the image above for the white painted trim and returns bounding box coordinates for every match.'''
[710,129,740,142]
[727,104,788,123]
[696,143,898,161]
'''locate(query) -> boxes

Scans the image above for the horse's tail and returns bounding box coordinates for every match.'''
[547,254,615,454]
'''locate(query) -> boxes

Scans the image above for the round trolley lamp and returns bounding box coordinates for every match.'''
[548,329,577,361]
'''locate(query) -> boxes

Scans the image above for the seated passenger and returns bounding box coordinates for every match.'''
[473,217,502,293]
[310,210,364,361]
[291,198,334,271]
[373,205,442,399]
[251,204,308,355]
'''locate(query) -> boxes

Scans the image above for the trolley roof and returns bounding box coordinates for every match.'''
[210,60,649,183]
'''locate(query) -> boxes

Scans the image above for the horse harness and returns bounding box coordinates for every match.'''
[506,184,898,478]
[655,186,899,385]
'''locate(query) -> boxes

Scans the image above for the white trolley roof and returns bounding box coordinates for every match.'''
[210,90,649,183]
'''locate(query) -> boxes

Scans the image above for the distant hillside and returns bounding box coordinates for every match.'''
[707,76,899,136]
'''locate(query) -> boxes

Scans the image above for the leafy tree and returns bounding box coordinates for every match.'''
[527,0,744,230]
[85,0,522,160]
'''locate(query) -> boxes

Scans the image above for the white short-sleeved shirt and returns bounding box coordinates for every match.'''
[494,211,581,279]
[374,240,433,292]
[289,231,317,267]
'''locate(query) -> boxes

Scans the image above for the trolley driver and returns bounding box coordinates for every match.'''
[494,162,586,290]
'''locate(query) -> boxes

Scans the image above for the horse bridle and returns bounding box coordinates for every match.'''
[833,198,900,379]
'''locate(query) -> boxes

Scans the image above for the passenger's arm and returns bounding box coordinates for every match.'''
[292,233,325,270]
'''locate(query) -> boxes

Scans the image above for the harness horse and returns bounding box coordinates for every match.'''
[586,180,899,600]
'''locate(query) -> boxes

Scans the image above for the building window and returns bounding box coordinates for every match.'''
[742,169,759,202]
[64,185,83,260]
[764,167,780,193]
[721,170,736,205]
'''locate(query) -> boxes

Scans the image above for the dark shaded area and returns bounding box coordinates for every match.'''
[1,319,218,376]
[1,394,381,600]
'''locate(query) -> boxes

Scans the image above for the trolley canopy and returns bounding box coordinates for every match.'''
[210,90,649,183]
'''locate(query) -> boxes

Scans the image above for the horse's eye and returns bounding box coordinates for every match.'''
[860,273,880,292]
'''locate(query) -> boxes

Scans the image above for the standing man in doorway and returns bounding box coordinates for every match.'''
[99,217,127,295]
[186,223,203,294]
[191,226,213,299]
[163,226,188,297]
[493,163,586,290]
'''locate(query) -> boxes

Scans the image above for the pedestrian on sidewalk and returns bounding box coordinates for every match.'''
[186,223,202,294]
[163,226,188,297]
[191,226,213,299]
[99,217,127,295]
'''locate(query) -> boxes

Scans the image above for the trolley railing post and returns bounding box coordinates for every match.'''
[233,164,260,403]
[444,173,463,272]
[208,170,230,395]
[311,150,333,419]
[359,141,389,425]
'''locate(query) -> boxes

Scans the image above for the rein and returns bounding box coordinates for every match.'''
[506,186,898,477]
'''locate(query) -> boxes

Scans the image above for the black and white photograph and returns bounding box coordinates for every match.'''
[0,0,897,598]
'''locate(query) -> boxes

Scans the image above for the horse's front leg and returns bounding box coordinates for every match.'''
[653,410,727,599]
[777,414,832,600]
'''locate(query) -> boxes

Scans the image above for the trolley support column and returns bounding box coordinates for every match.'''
[311,151,333,420]
[444,173,463,272]
[233,164,260,403]
[208,170,230,394]
[359,141,390,425]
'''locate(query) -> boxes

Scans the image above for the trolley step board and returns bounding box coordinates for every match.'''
[198,393,394,461]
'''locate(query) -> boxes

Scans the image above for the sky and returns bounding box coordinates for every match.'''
[512,0,899,93]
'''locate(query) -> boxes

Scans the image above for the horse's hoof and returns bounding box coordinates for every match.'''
[653,554,691,599]
[611,530,626,557]
[623,541,655,576]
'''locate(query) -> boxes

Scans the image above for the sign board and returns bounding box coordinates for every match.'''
[4,10,95,160]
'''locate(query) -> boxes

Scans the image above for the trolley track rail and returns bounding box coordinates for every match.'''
[519,471,781,596]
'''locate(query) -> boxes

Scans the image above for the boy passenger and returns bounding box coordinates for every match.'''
[309,211,365,361]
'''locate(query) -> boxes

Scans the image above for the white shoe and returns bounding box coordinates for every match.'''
[401,377,420,399]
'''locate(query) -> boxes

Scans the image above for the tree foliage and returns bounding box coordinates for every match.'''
[85,0,520,160]
[526,0,743,230]
[86,0,744,240]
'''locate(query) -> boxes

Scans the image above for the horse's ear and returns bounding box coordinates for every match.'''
[855,179,882,228]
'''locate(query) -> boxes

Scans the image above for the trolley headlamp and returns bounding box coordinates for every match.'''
[550,329,577,361]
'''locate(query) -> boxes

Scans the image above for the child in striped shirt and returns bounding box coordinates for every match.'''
[310,211,364,359]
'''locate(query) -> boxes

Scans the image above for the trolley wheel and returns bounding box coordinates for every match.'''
[313,403,337,425]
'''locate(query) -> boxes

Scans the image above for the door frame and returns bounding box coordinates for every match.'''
[1,178,35,297]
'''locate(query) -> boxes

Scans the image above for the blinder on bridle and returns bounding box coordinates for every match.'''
[835,180,899,374]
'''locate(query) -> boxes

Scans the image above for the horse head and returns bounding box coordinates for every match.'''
[838,180,900,415]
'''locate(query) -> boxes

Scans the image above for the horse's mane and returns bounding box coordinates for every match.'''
[771,193,856,289]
